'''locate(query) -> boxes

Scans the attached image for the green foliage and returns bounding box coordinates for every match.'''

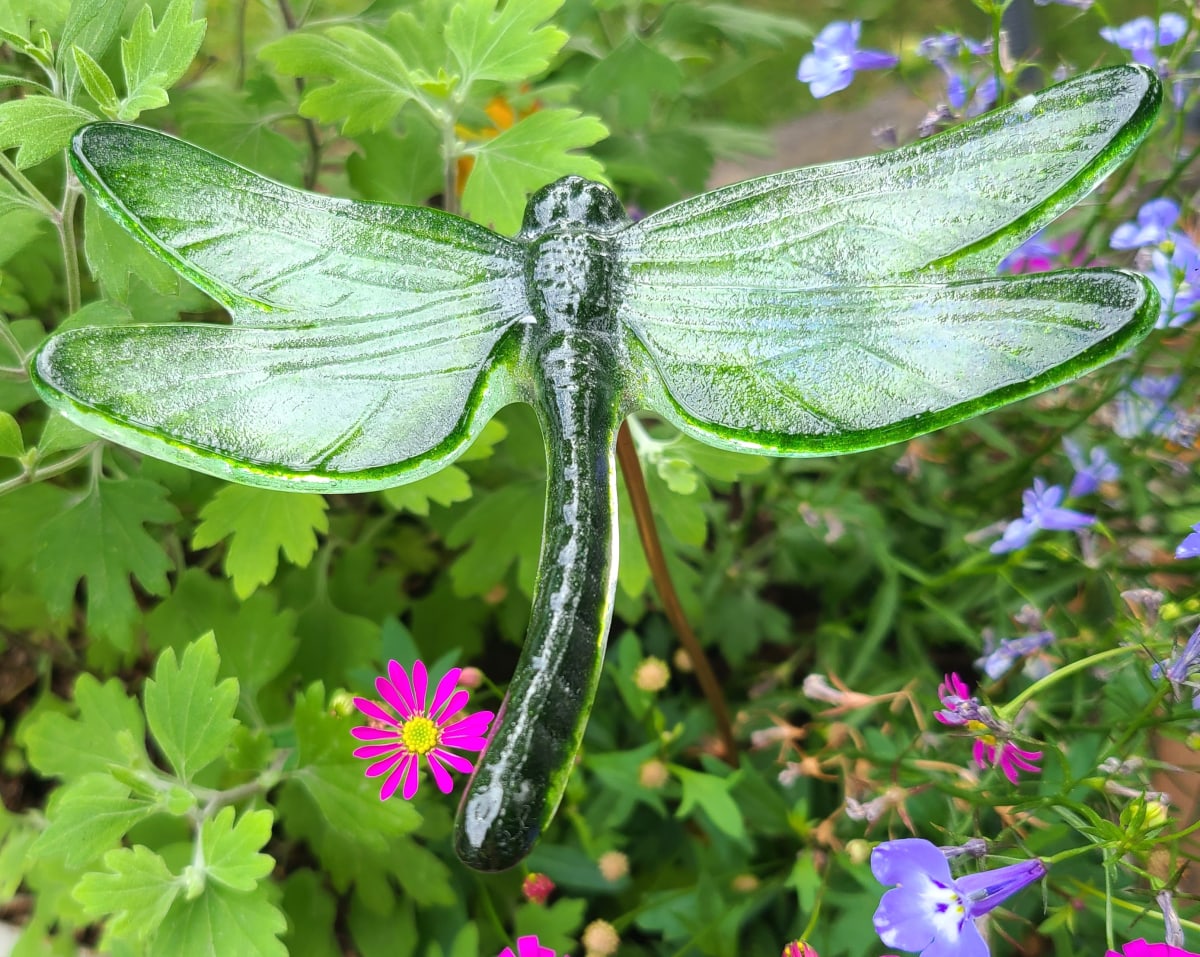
[0,96,94,167]
[117,0,206,121]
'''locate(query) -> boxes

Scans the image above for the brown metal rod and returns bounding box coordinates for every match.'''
[616,421,737,765]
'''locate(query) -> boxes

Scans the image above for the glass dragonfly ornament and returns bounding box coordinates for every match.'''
[33,64,1161,871]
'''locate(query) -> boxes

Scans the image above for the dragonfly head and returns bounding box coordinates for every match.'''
[520,176,628,239]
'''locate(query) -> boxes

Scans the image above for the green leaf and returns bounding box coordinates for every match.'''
[75,845,180,941]
[34,409,94,456]
[192,485,328,599]
[30,772,152,867]
[0,96,95,168]
[143,633,240,782]
[83,195,181,300]
[281,870,340,957]
[381,464,471,516]
[259,25,419,135]
[200,807,275,892]
[346,121,443,207]
[672,766,746,842]
[0,175,45,265]
[446,0,566,87]
[514,899,586,953]
[72,45,118,116]
[0,409,22,457]
[118,0,206,121]
[24,673,148,780]
[461,108,607,233]
[59,0,125,98]
[34,477,178,647]
[445,479,544,598]
[150,883,287,957]
[582,35,682,128]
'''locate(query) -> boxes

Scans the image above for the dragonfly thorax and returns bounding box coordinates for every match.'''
[521,177,626,335]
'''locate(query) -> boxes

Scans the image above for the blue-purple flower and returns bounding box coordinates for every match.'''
[1110,198,1180,250]
[1151,623,1200,685]
[989,478,1095,554]
[1063,438,1120,497]
[1101,14,1188,69]
[1112,374,1181,439]
[1146,234,1200,328]
[798,20,899,98]
[872,838,1047,957]
[1179,523,1200,559]
[976,631,1056,681]
[917,34,993,112]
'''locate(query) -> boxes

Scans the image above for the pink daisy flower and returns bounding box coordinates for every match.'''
[499,936,565,957]
[351,659,494,801]
[973,737,1042,785]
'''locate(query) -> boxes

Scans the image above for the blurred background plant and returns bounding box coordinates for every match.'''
[0,0,1197,955]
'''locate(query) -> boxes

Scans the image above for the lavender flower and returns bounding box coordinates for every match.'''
[872,838,1046,957]
[976,631,1056,681]
[1112,374,1181,439]
[1151,624,1200,684]
[1146,234,1200,328]
[1101,14,1188,69]
[1063,438,1120,496]
[1110,198,1181,250]
[1178,523,1200,559]
[798,20,899,98]
[989,478,1095,554]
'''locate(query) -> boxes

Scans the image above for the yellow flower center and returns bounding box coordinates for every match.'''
[401,715,439,755]
[966,720,995,745]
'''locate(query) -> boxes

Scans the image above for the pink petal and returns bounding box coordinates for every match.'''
[388,659,418,717]
[351,725,401,742]
[443,710,494,739]
[365,751,405,779]
[376,673,412,720]
[433,689,469,723]
[380,753,417,801]
[430,668,462,717]
[412,659,429,713]
[425,752,456,793]
[352,697,396,726]
[431,749,475,774]
[353,743,404,759]
[402,755,422,799]
[439,735,489,752]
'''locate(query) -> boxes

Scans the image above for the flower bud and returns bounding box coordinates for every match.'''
[521,872,554,905]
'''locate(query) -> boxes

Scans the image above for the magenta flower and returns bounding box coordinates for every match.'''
[351,659,494,801]
[872,838,1046,957]
[498,936,564,957]
[934,673,1042,784]
[973,737,1042,785]
[1107,942,1200,957]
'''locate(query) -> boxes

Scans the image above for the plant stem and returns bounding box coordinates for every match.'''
[442,117,460,217]
[59,175,81,316]
[0,443,96,496]
[276,0,322,190]
[0,151,59,219]
[615,421,737,765]
[997,645,1138,723]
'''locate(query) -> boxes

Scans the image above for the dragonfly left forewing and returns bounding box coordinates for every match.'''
[620,271,1157,455]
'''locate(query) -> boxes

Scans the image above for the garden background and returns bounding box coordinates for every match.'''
[0,0,1198,955]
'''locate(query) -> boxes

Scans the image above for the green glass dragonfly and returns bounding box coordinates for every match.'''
[32,64,1161,871]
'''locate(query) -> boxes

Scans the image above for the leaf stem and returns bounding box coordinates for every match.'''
[276,0,323,189]
[59,174,82,316]
[0,442,97,496]
[616,421,737,765]
[0,150,59,219]
[996,645,1139,723]
[442,116,460,217]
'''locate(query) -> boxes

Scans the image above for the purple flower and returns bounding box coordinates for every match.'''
[1101,14,1188,68]
[1146,235,1200,328]
[872,838,1047,957]
[933,674,1043,783]
[1063,438,1120,497]
[989,478,1095,554]
[999,231,1060,273]
[351,659,494,801]
[935,672,983,726]
[1112,374,1181,438]
[1179,523,1200,559]
[974,737,1043,784]
[1110,198,1181,250]
[1151,624,1200,684]
[976,631,1056,681]
[498,937,561,957]
[798,20,899,98]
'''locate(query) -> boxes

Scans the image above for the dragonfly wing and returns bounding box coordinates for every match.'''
[620,270,1157,455]
[34,123,529,490]
[68,122,521,324]
[619,65,1160,285]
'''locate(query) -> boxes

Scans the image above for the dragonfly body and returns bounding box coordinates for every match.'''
[31,65,1163,871]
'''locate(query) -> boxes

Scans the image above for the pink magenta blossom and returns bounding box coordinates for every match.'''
[1106,942,1200,957]
[935,673,1043,784]
[498,937,564,957]
[351,659,494,801]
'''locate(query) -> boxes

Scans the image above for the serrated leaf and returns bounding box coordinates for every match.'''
[143,633,240,782]
[59,0,124,98]
[672,766,746,842]
[381,464,471,516]
[35,409,94,456]
[0,410,22,456]
[24,673,148,780]
[118,0,206,121]
[34,477,178,647]
[200,807,275,891]
[193,485,328,599]
[150,882,287,957]
[514,898,586,954]
[461,108,607,233]
[75,845,180,941]
[446,0,566,87]
[0,175,44,264]
[83,195,181,300]
[259,25,420,135]
[0,96,95,168]
[72,45,118,115]
[31,772,152,867]
[445,479,544,597]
